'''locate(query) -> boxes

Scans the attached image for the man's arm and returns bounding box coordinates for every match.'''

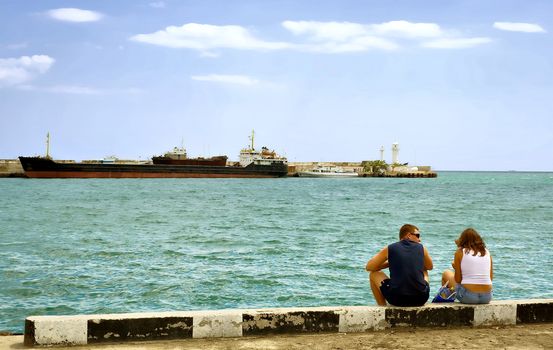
[422,246,433,270]
[365,247,388,272]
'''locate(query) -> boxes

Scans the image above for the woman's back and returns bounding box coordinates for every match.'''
[460,248,492,285]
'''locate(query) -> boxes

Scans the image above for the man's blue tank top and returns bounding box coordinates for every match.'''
[388,239,429,295]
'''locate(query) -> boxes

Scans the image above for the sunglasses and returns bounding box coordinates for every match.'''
[411,232,420,238]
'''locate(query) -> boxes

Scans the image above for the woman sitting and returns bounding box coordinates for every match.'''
[442,228,493,304]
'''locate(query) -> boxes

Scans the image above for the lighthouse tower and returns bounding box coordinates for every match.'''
[391,143,400,164]
[379,146,385,162]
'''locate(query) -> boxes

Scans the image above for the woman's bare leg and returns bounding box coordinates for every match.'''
[441,269,457,288]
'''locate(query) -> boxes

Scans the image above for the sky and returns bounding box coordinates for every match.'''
[0,0,552,171]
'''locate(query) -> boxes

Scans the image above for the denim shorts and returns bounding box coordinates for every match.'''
[455,284,492,304]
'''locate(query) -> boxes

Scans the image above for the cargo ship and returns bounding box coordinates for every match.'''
[19,132,288,178]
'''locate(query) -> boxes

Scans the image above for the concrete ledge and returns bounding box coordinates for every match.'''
[242,307,340,336]
[24,299,553,347]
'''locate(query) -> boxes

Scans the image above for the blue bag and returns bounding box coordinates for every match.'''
[432,281,456,303]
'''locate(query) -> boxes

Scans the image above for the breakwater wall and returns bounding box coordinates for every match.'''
[24,299,553,347]
[0,159,24,177]
[287,162,437,177]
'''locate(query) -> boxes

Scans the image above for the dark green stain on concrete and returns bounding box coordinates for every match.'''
[242,311,340,335]
[386,306,475,327]
[517,303,553,324]
[87,317,193,343]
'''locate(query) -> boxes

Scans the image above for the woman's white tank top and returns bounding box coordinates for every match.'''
[460,248,492,285]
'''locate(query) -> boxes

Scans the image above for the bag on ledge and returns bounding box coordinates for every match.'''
[432,281,456,303]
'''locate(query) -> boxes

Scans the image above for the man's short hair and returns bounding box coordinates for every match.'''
[399,224,419,239]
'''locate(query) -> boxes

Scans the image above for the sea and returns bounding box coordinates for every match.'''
[1,172,552,333]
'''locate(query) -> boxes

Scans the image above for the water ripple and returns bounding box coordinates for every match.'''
[0,173,552,333]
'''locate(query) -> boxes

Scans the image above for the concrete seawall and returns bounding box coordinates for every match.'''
[0,159,24,177]
[24,299,553,347]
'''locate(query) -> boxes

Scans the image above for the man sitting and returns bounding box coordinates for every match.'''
[365,224,433,306]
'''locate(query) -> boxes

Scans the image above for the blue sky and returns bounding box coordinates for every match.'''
[1,0,551,170]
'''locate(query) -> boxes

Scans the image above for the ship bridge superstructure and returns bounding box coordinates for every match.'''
[239,130,287,167]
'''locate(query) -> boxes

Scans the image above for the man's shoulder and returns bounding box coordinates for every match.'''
[394,239,424,250]
[388,240,405,251]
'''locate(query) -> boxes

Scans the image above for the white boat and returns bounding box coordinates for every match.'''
[297,166,358,178]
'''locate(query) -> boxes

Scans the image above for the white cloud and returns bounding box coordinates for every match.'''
[283,21,368,41]
[130,23,292,50]
[47,8,103,22]
[0,55,55,87]
[282,21,398,52]
[131,20,492,54]
[281,20,470,52]
[282,20,442,41]
[191,74,260,86]
[149,1,166,8]
[371,20,444,38]
[493,22,546,33]
[422,37,492,49]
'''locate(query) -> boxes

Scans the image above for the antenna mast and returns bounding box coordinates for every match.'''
[46,132,51,159]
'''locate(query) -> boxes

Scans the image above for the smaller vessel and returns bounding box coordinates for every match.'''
[297,166,358,178]
[152,146,228,166]
[238,130,287,168]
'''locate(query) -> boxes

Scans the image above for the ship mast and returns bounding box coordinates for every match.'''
[46,132,51,159]
[250,129,255,151]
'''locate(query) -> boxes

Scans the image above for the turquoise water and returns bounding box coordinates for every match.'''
[1,172,552,333]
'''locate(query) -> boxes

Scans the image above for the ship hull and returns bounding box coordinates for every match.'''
[18,157,287,179]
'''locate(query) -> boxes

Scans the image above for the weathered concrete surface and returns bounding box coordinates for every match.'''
[242,309,340,336]
[337,306,387,332]
[474,302,517,326]
[517,299,553,323]
[5,323,553,350]
[0,159,24,177]
[24,317,87,346]
[87,316,193,343]
[386,303,474,328]
[192,310,242,338]
[22,299,553,347]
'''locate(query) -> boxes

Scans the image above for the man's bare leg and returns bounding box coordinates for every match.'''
[369,271,388,306]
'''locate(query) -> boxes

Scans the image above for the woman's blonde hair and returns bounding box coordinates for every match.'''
[455,228,487,256]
